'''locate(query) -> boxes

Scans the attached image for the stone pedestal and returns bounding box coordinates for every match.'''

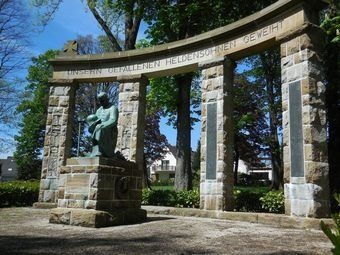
[49,157,146,227]
[199,58,235,211]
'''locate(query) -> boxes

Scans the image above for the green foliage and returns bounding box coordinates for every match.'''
[233,188,265,212]
[321,194,340,255]
[0,180,40,207]
[142,189,177,207]
[260,190,284,213]
[151,179,174,187]
[320,0,340,43]
[142,189,199,208]
[174,190,200,208]
[14,50,58,180]
[142,187,284,213]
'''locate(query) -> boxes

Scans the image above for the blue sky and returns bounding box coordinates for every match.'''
[1,1,200,157]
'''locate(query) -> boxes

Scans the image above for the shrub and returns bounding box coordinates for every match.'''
[0,180,40,207]
[142,189,176,206]
[175,190,199,208]
[233,189,264,212]
[320,193,340,255]
[142,189,200,208]
[260,190,285,213]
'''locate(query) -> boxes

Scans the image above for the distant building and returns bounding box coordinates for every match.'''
[149,147,272,183]
[0,156,18,182]
[236,158,272,181]
[149,146,176,182]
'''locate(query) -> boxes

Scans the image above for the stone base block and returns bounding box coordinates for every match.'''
[33,202,57,209]
[49,208,147,228]
[284,183,330,217]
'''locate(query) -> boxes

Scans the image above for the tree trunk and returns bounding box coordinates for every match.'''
[260,52,283,190]
[234,139,239,185]
[174,74,193,191]
[269,115,283,190]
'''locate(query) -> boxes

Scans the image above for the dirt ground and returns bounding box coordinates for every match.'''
[0,207,333,255]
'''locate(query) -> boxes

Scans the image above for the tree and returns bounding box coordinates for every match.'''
[144,110,169,166]
[32,0,279,191]
[145,0,276,191]
[14,50,58,180]
[233,73,268,185]
[245,48,283,190]
[72,35,120,157]
[0,0,30,152]
[0,0,29,80]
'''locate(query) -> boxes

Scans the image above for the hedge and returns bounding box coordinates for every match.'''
[0,180,40,207]
[142,187,285,213]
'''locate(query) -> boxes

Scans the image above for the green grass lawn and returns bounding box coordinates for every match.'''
[150,185,174,191]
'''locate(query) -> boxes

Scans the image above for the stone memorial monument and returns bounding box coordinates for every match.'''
[49,92,146,227]
[37,0,331,223]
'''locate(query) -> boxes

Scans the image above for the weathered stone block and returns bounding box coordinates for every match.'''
[304,144,328,162]
[58,188,65,199]
[60,166,71,174]
[280,43,287,57]
[40,179,51,190]
[84,200,97,209]
[49,208,71,225]
[66,174,89,194]
[281,55,294,68]
[65,193,88,200]
[286,37,299,55]
[303,125,327,144]
[71,165,86,173]
[43,190,56,202]
[67,199,84,208]
[305,161,329,186]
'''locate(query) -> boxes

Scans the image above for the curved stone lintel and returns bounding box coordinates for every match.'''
[50,0,322,81]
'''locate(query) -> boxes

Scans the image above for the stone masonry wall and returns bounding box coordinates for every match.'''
[116,77,147,172]
[200,58,235,211]
[281,28,329,217]
[39,81,76,203]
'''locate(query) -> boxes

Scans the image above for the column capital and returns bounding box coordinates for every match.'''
[276,22,325,45]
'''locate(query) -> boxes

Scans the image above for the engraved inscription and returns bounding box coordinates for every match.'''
[61,20,285,79]
[289,81,304,177]
[206,103,217,180]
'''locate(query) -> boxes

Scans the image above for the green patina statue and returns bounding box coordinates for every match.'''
[86,92,118,158]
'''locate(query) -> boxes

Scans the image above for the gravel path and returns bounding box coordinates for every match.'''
[0,207,333,255]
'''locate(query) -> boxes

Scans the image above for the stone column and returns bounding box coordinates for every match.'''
[199,57,235,211]
[281,27,329,217]
[116,75,147,172]
[37,79,76,206]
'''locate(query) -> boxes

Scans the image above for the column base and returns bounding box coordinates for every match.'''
[49,208,147,228]
[284,183,330,218]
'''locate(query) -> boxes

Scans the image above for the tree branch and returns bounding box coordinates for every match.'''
[87,3,122,52]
